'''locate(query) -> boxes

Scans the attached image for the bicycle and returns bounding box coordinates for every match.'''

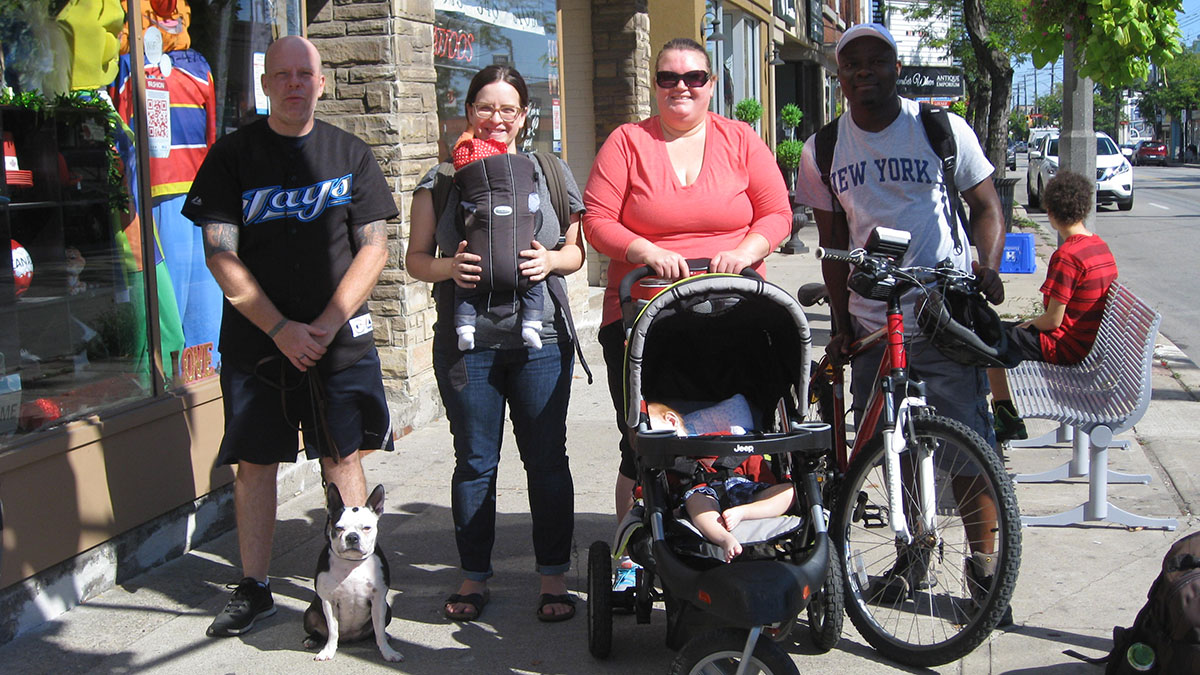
[796,227,1021,667]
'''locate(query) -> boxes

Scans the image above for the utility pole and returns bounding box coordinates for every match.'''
[1061,34,1096,231]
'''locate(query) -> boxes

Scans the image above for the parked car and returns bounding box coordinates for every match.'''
[1120,143,1136,159]
[1006,144,1017,170]
[1026,130,1133,211]
[1133,140,1168,166]
[1014,140,1028,153]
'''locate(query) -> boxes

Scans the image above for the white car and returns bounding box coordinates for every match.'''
[1026,131,1133,211]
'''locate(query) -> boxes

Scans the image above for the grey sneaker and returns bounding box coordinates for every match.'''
[207,577,276,637]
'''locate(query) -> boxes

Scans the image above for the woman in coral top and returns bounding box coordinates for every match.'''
[582,37,792,584]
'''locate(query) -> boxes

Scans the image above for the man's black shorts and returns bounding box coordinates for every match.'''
[216,348,392,466]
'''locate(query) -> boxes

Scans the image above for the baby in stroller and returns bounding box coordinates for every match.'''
[647,398,796,563]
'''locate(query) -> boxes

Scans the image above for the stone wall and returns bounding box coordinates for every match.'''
[309,0,444,434]
[591,0,651,144]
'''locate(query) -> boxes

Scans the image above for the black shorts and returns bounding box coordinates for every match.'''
[1001,321,1046,365]
[216,348,392,466]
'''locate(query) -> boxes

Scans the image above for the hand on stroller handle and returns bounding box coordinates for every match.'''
[617,258,763,306]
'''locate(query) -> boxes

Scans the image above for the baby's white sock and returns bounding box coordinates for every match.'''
[456,325,475,351]
[521,320,543,349]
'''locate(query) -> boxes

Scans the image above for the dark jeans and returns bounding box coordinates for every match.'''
[433,340,574,580]
[598,320,637,479]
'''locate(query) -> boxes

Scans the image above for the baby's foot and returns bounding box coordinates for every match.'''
[456,326,475,351]
[717,533,743,563]
[721,508,745,532]
[521,321,543,349]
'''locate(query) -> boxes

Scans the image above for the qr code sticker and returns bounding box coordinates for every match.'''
[145,87,171,158]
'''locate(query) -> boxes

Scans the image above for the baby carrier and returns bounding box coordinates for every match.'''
[454,152,541,300]
[587,262,840,674]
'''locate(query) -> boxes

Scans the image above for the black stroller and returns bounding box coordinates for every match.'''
[587,263,841,675]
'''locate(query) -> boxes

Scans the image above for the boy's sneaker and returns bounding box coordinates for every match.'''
[613,556,640,593]
[992,401,1028,444]
[207,577,276,637]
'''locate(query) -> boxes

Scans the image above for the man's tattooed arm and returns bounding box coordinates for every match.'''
[201,221,240,258]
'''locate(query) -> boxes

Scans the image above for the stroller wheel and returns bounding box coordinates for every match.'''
[669,628,799,675]
[803,541,844,652]
[587,541,614,659]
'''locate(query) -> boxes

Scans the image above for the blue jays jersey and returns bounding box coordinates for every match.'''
[181,119,398,372]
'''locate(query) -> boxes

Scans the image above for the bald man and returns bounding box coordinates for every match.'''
[183,36,399,638]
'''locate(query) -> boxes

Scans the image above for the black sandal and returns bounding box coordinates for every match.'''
[443,591,489,622]
[536,593,576,623]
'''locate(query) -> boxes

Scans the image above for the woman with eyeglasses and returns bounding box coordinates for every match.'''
[407,65,586,624]
[582,37,792,588]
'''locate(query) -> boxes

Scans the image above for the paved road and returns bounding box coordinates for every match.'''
[1015,159,1200,364]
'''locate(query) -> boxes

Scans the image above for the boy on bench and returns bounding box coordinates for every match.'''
[988,170,1119,443]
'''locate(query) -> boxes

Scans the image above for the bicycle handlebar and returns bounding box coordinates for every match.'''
[815,246,975,290]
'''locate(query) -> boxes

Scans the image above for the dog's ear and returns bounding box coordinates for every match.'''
[326,482,345,512]
[366,484,385,517]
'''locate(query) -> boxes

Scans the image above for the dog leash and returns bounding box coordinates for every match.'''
[253,356,343,489]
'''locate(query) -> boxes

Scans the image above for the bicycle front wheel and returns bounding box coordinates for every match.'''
[832,412,1020,667]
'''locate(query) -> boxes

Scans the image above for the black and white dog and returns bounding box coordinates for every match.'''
[303,483,402,662]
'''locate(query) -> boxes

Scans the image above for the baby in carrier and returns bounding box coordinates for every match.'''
[451,138,545,351]
[648,396,796,563]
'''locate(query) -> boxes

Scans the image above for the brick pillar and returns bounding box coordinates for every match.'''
[309,0,444,433]
[591,0,651,145]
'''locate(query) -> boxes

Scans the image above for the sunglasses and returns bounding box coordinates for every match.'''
[655,70,711,88]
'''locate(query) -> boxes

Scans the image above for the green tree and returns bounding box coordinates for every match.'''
[905,0,1027,174]
[1009,109,1028,141]
[1024,0,1183,87]
[1138,49,1200,147]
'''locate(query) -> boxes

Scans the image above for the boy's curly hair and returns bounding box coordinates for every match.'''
[1041,171,1094,225]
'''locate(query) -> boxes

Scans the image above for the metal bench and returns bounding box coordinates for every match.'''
[1006,281,1177,530]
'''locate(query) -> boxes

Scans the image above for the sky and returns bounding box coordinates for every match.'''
[1011,1,1199,107]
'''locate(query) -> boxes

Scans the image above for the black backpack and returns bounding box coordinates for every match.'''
[1067,531,1200,673]
[814,102,969,254]
[429,152,591,382]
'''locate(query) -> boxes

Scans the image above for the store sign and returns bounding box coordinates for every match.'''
[433,0,559,158]
[897,66,964,98]
[774,0,797,26]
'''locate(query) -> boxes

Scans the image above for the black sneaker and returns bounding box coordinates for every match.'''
[207,577,276,637]
[992,402,1028,444]
[965,552,1014,627]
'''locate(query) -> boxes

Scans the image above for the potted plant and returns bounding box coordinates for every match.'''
[779,103,803,140]
[775,139,804,190]
[734,98,763,127]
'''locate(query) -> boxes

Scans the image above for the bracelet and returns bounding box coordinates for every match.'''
[267,318,288,338]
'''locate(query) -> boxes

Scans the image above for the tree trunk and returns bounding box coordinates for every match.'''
[963,0,1014,176]
[967,76,990,142]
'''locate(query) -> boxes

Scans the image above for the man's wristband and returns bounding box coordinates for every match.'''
[267,318,288,338]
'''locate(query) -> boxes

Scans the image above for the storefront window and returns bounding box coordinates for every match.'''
[0,0,299,445]
[433,0,561,159]
[713,10,760,119]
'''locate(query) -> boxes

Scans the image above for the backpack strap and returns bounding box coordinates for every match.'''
[533,151,593,384]
[918,102,967,255]
[430,161,456,238]
[814,116,842,213]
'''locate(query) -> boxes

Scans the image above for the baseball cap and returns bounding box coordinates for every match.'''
[836,23,897,62]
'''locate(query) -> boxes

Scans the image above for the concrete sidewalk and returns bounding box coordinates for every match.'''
[0,215,1196,674]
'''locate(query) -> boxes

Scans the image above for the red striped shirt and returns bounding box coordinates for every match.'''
[1039,233,1118,364]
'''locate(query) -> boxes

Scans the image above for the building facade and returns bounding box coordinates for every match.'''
[0,0,884,642]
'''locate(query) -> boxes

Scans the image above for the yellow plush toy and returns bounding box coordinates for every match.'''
[55,0,125,90]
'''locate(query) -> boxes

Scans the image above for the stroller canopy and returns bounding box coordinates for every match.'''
[624,274,813,430]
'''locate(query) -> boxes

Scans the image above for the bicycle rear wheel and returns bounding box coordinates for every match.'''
[832,412,1020,667]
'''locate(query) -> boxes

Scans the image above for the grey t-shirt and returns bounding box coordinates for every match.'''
[793,98,994,334]
[415,153,585,349]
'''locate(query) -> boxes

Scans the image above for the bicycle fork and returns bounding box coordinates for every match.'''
[879,382,937,545]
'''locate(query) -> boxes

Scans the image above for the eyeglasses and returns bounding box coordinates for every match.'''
[471,104,523,122]
[655,70,711,88]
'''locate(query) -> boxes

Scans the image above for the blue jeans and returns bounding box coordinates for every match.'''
[433,341,575,581]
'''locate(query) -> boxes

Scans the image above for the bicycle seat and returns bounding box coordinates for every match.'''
[797,283,828,307]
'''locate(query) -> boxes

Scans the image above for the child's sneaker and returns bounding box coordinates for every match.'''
[992,400,1028,444]
[613,556,639,593]
[207,577,276,637]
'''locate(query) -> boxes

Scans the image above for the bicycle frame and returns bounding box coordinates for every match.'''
[816,294,937,545]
